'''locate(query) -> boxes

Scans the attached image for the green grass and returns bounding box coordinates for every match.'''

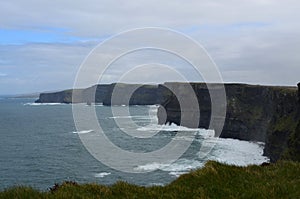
[1,161,299,199]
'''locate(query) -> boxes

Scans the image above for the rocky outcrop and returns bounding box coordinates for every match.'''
[157,82,300,162]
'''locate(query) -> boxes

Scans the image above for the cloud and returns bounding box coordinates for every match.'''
[0,1,299,37]
[0,73,7,77]
[0,41,95,94]
[0,0,300,94]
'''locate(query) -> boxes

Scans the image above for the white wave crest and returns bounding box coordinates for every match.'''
[24,103,66,106]
[169,171,189,177]
[94,172,111,178]
[134,159,204,174]
[72,130,94,134]
[109,115,151,119]
[137,123,203,132]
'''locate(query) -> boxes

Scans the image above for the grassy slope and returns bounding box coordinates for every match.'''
[1,161,299,199]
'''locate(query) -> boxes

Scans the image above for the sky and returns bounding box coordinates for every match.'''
[0,0,300,94]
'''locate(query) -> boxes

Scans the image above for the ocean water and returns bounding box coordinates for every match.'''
[0,98,269,190]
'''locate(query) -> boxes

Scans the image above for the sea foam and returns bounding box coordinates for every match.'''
[24,103,66,106]
[135,137,269,178]
[72,130,94,134]
[137,123,203,132]
[134,159,204,177]
[94,172,111,178]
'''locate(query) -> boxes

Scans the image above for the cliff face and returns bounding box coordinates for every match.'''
[158,83,277,141]
[157,82,300,162]
[82,84,111,104]
[35,85,111,104]
[264,85,300,162]
[35,89,80,103]
[102,83,159,105]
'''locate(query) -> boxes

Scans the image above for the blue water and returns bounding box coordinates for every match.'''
[0,98,268,190]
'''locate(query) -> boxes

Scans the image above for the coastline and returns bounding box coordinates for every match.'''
[35,82,300,163]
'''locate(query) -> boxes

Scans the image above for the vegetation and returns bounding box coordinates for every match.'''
[1,161,299,199]
[282,120,300,161]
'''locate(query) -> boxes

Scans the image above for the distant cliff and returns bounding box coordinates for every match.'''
[36,82,300,162]
[35,83,160,105]
[36,89,76,103]
[102,83,159,105]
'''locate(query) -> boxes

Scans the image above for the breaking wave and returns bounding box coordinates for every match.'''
[94,172,111,178]
[135,137,269,178]
[71,130,94,134]
[137,123,203,132]
[24,103,67,106]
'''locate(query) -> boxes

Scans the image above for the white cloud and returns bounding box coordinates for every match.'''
[0,1,299,37]
[0,0,300,93]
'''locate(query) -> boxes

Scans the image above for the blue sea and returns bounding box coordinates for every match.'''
[0,98,269,190]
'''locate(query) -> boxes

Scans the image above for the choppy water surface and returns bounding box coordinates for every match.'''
[0,98,269,190]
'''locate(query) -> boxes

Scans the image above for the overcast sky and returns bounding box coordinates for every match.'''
[0,0,299,94]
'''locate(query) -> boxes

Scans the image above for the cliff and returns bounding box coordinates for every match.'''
[102,83,159,105]
[35,83,159,105]
[36,82,300,162]
[35,89,81,103]
[264,84,300,162]
[157,82,300,162]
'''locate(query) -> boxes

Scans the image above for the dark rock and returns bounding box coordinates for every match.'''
[103,83,159,106]
[260,162,271,167]
[298,82,300,103]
